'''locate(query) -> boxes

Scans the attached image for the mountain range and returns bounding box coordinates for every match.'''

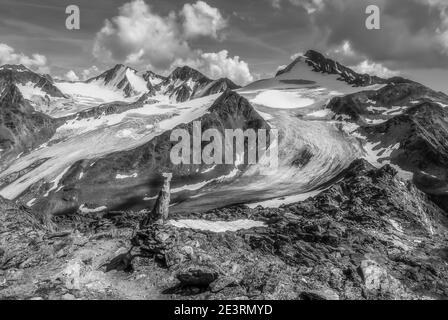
[1,49,448,300]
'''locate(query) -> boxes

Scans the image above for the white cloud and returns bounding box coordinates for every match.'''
[93,0,228,70]
[351,60,400,78]
[277,64,287,71]
[0,43,49,73]
[272,0,325,13]
[93,0,191,69]
[172,50,254,85]
[181,1,227,39]
[333,40,355,57]
[64,70,79,81]
[81,66,100,80]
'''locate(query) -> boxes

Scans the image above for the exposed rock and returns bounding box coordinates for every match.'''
[0,84,58,169]
[176,265,219,287]
[142,173,172,226]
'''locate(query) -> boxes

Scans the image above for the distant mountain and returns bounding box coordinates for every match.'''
[158,66,241,102]
[327,81,448,122]
[276,50,410,87]
[0,64,66,99]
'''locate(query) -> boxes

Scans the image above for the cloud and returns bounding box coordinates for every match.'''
[93,0,191,69]
[81,66,100,80]
[0,43,49,73]
[172,50,254,85]
[350,60,400,78]
[271,0,325,13]
[181,1,227,39]
[332,40,355,57]
[93,0,228,70]
[310,0,448,69]
[64,70,79,81]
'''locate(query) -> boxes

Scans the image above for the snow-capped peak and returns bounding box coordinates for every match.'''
[276,50,387,87]
[86,64,149,97]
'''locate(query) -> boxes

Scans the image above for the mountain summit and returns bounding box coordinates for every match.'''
[276,50,410,87]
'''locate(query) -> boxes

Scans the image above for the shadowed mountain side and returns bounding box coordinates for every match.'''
[0,84,59,170]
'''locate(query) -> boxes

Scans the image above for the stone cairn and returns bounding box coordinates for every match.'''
[141,173,172,227]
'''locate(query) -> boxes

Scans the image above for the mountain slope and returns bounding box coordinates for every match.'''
[158,66,241,102]
[86,64,151,97]
[0,84,58,169]
[29,90,270,216]
[276,50,409,87]
[0,64,66,100]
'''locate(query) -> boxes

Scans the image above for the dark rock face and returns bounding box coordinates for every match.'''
[0,84,58,169]
[142,70,167,85]
[197,78,240,99]
[131,159,448,300]
[0,64,66,98]
[357,102,448,211]
[33,90,271,216]
[276,50,411,87]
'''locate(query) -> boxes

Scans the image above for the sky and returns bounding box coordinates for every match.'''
[0,0,447,92]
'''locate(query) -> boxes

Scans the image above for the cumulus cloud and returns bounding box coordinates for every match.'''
[181,1,227,39]
[93,0,191,69]
[93,0,253,84]
[350,60,400,78]
[81,66,100,80]
[172,50,254,85]
[64,70,79,81]
[93,0,228,70]
[310,0,448,69]
[0,43,49,73]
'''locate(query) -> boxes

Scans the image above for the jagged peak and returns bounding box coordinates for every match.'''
[169,65,208,81]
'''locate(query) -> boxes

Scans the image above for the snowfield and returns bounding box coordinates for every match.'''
[251,90,315,109]
[168,219,266,232]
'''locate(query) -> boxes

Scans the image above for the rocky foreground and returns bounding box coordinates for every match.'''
[1,159,448,300]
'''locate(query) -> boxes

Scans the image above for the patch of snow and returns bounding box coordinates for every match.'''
[365,118,387,125]
[44,166,71,197]
[251,90,315,109]
[79,204,108,214]
[125,69,148,93]
[366,106,389,113]
[388,219,404,233]
[246,189,323,208]
[26,198,36,207]
[16,82,46,99]
[143,195,158,201]
[307,109,331,118]
[168,219,266,233]
[116,173,138,179]
[55,81,127,102]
